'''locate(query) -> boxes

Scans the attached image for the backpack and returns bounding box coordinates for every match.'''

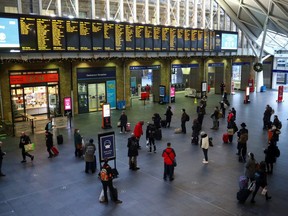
[100,168,109,181]
[275,146,280,157]
[186,114,190,122]
[85,145,95,155]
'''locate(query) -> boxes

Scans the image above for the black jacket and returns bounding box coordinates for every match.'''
[19,135,31,148]
[46,132,53,148]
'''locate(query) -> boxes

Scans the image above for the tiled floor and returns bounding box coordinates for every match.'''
[0,90,288,216]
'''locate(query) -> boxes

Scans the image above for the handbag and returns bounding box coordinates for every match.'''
[117,121,121,127]
[227,128,234,135]
[24,143,35,152]
[261,187,268,195]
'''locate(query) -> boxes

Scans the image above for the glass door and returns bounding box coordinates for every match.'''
[11,88,25,122]
[78,83,88,113]
[88,84,97,112]
[96,83,106,111]
[48,85,60,117]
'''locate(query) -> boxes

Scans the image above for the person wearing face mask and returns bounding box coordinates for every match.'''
[74,129,83,158]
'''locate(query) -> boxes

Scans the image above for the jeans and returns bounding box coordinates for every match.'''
[101,180,116,202]
[164,164,174,180]
[202,148,208,161]
[181,121,186,133]
[148,138,156,152]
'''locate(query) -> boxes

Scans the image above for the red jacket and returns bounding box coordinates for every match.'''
[162,147,176,165]
[133,122,143,138]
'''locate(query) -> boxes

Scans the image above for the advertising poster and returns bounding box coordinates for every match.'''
[159,85,165,97]
[64,97,71,110]
[106,80,116,108]
[98,132,116,162]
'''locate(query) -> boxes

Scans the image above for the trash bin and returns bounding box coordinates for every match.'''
[260,86,266,92]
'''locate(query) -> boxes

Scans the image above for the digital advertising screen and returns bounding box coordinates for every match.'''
[221,32,238,50]
[0,17,20,50]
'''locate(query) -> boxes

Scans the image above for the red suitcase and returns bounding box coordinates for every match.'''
[51,146,59,156]
[222,133,229,143]
[126,123,131,132]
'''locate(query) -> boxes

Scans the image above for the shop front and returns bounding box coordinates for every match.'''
[77,67,116,114]
[10,70,60,123]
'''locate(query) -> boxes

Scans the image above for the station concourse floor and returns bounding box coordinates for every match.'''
[1,90,288,216]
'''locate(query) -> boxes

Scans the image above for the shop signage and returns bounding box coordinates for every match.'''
[232,62,250,66]
[77,68,116,80]
[272,70,288,73]
[10,73,59,85]
[129,65,160,70]
[208,63,224,67]
[172,64,199,68]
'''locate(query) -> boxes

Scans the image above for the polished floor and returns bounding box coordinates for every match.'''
[0,90,287,216]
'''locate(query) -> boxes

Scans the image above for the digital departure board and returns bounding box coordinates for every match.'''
[66,20,79,51]
[115,23,125,51]
[153,26,161,51]
[20,17,37,51]
[191,29,197,51]
[177,28,184,51]
[92,22,103,51]
[209,31,215,51]
[104,23,115,51]
[161,27,169,51]
[51,19,66,51]
[79,21,92,51]
[184,29,191,51]
[135,25,144,51]
[36,18,52,51]
[170,28,176,51]
[203,30,209,51]
[125,24,134,51]
[144,25,153,51]
[197,29,204,51]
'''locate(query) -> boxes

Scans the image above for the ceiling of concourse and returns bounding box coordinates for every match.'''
[216,0,288,53]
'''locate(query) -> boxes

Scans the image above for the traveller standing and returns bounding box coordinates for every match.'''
[219,101,226,118]
[181,109,189,134]
[84,139,96,173]
[210,106,220,130]
[197,103,205,128]
[237,123,249,163]
[146,123,156,153]
[74,129,83,158]
[0,141,6,177]
[145,84,151,100]
[220,82,225,96]
[245,152,257,182]
[45,131,54,158]
[272,115,282,130]
[19,132,34,163]
[231,107,237,120]
[264,142,278,174]
[119,111,128,133]
[162,142,176,181]
[227,120,238,143]
[263,105,274,129]
[127,133,140,170]
[152,113,161,129]
[250,161,272,203]
[200,131,209,164]
[133,121,144,149]
[191,119,201,145]
[99,159,122,204]
[164,106,173,128]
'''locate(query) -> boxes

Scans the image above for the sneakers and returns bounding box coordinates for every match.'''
[120,131,123,134]
[21,160,27,163]
[202,160,209,164]
[115,200,123,204]
[100,200,108,204]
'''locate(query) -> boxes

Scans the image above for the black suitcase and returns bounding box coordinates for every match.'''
[57,135,63,145]
[155,128,162,140]
[161,120,167,128]
[237,189,251,203]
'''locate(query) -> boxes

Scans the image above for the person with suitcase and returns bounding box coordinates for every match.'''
[84,139,96,173]
[164,106,173,128]
[45,131,54,158]
[99,159,122,204]
[146,123,156,153]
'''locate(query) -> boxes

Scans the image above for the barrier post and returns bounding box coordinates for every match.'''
[276,86,284,102]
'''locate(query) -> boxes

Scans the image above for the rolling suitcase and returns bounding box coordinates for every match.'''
[126,123,131,132]
[237,189,251,203]
[51,146,59,156]
[155,128,162,140]
[57,134,63,145]
[161,120,167,128]
[222,133,229,143]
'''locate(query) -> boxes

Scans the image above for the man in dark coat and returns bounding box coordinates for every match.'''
[264,142,278,174]
[191,119,201,145]
[146,123,156,153]
[127,133,139,170]
[237,123,248,162]
[45,131,54,158]
[119,111,128,133]
[19,132,34,163]
[263,105,273,129]
[181,109,189,134]
[164,106,173,128]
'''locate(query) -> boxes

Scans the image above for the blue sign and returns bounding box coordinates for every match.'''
[98,132,116,161]
[159,85,165,97]
[106,80,116,108]
[77,67,116,80]
[172,64,199,68]
[130,65,160,70]
[208,63,224,67]
[232,62,250,66]
[273,70,288,73]
[0,17,20,49]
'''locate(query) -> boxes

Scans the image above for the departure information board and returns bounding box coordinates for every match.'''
[20,17,37,51]
[125,24,134,51]
[51,19,66,51]
[79,21,92,51]
[184,29,191,51]
[1,14,239,53]
[177,28,184,51]
[115,23,125,51]
[162,27,169,51]
[92,22,103,51]
[153,26,161,51]
[66,20,79,51]
[144,25,153,51]
[135,25,144,51]
[104,23,115,51]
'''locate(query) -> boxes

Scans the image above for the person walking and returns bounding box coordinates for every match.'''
[45,117,53,132]
[210,106,220,130]
[127,133,140,170]
[263,105,274,129]
[220,82,225,96]
[191,118,201,145]
[237,123,249,163]
[84,139,96,173]
[119,111,128,133]
[19,132,34,163]
[200,131,209,164]
[99,159,122,204]
[245,152,257,182]
[231,107,237,120]
[146,123,156,153]
[164,106,173,128]
[181,109,189,134]
[45,131,54,158]
[264,142,278,174]
[0,141,6,177]
[74,129,83,158]
[250,161,272,203]
[162,142,176,181]
[133,121,144,149]
[219,101,226,119]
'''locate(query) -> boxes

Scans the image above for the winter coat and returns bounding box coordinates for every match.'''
[127,137,138,157]
[119,114,128,127]
[245,158,257,179]
[19,135,31,149]
[84,143,96,162]
[211,110,219,120]
[192,120,201,136]
[152,113,161,129]
[200,134,209,149]
[181,112,189,123]
[74,132,82,148]
[165,109,173,122]
[162,147,176,165]
[146,124,156,139]
[133,122,143,138]
[264,144,277,163]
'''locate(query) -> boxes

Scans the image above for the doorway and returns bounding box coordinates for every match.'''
[88,83,106,112]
